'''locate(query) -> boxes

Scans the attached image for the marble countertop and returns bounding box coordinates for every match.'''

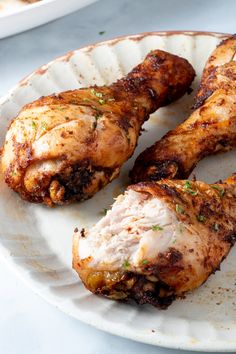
[0,0,235,353]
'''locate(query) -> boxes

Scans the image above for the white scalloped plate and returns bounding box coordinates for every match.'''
[0,0,97,39]
[0,31,236,352]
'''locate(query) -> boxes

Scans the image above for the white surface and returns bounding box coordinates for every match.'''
[0,0,97,39]
[0,1,235,354]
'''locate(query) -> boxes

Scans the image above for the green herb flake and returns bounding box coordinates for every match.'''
[31,121,37,129]
[41,121,48,131]
[184,180,198,196]
[98,98,105,105]
[150,51,158,58]
[184,180,192,189]
[11,171,17,176]
[82,98,90,102]
[214,223,220,232]
[232,45,236,51]
[98,31,105,35]
[142,259,149,265]
[197,214,206,223]
[91,88,103,98]
[211,185,225,196]
[102,208,108,215]
[176,204,184,214]
[123,259,130,269]
[152,225,163,231]
[188,190,198,196]
[94,113,102,120]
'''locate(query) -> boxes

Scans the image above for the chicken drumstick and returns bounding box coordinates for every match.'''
[131,35,236,183]
[73,174,236,308]
[1,50,194,206]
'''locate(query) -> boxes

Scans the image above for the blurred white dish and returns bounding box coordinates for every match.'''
[0,31,236,352]
[0,0,97,39]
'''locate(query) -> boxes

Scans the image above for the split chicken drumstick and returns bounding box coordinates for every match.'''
[131,35,236,183]
[73,175,236,308]
[1,50,194,206]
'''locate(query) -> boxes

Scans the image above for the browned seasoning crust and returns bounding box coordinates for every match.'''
[73,176,236,308]
[130,35,236,183]
[1,50,194,206]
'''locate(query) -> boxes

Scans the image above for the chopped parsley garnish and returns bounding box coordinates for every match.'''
[142,259,149,265]
[184,180,198,196]
[91,88,103,98]
[214,223,220,232]
[176,204,184,214]
[123,259,130,269]
[211,185,225,196]
[11,171,17,176]
[90,89,106,105]
[184,180,192,189]
[98,31,105,35]
[41,121,47,131]
[102,208,108,215]
[188,190,198,196]
[98,98,105,105]
[232,45,236,51]
[152,225,163,231]
[150,51,158,57]
[31,121,37,129]
[56,106,66,110]
[82,98,90,102]
[197,214,206,223]
[94,113,102,120]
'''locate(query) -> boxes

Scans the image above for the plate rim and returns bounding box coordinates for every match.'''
[0,30,230,106]
[0,0,60,18]
[0,30,235,352]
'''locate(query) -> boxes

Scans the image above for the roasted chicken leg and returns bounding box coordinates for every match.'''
[73,175,236,308]
[1,50,194,206]
[131,35,236,183]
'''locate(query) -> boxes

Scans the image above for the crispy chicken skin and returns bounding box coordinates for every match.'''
[131,35,236,183]
[73,175,236,308]
[1,50,194,206]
